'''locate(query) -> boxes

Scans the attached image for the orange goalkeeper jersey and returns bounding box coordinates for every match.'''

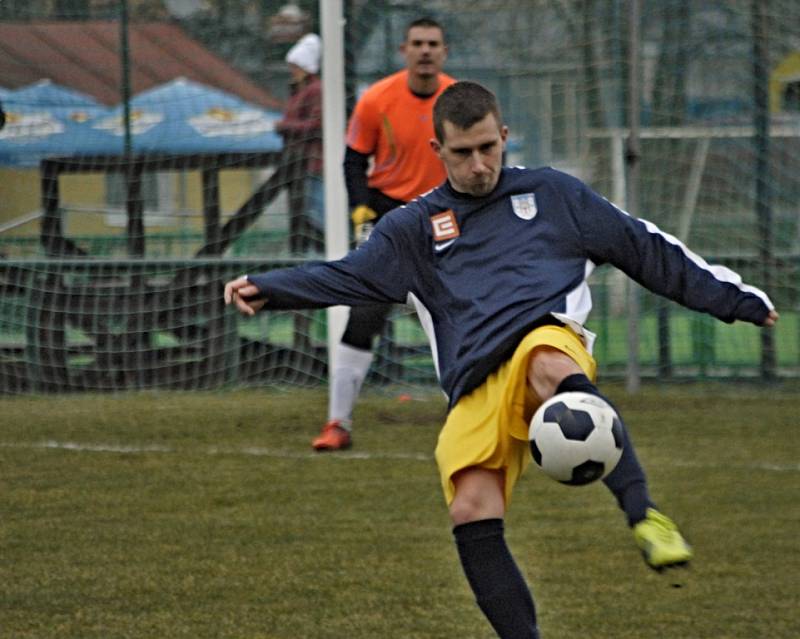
[346,69,456,203]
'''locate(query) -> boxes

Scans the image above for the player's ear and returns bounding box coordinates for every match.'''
[500,125,509,153]
[430,138,442,156]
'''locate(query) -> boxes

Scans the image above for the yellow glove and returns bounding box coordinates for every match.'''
[351,205,378,245]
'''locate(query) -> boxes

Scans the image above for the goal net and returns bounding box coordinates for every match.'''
[1,0,798,394]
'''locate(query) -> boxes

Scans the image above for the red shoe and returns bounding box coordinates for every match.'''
[311,420,352,451]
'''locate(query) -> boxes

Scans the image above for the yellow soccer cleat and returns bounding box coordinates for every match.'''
[633,508,693,571]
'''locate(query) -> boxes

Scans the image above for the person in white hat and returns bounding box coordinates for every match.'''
[275,32,323,252]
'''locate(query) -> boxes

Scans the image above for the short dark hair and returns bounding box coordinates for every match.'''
[405,17,446,43]
[433,81,502,142]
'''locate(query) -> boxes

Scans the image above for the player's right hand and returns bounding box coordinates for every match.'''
[351,205,377,245]
[763,309,779,327]
[224,276,266,316]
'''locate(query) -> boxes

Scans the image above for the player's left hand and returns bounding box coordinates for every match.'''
[763,309,779,327]
[224,276,266,316]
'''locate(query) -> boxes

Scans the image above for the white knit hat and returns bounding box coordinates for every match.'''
[286,33,321,75]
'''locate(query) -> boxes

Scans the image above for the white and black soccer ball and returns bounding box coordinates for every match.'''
[529,391,624,486]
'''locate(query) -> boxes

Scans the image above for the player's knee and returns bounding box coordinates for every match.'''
[527,346,583,401]
[449,495,490,526]
[448,468,505,525]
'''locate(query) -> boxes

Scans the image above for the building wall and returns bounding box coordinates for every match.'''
[0,167,274,251]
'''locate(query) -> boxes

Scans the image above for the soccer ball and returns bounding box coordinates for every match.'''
[529,392,624,486]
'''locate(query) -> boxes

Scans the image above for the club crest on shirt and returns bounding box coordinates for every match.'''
[511,193,538,220]
[431,209,460,241]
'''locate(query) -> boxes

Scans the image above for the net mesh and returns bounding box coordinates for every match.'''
[1,0,799,393]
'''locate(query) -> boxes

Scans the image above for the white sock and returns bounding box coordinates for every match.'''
[328,343,374,430]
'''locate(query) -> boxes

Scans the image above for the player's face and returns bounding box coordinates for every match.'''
[431,113,508,197]
[401,26,447,80]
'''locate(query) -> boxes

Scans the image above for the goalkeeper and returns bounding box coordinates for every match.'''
[226,81,778,638]
[312,16,456,451]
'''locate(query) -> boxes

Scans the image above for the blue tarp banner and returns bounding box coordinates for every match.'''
[0,78,284,166]
[0,80,112,167]
[91,78,283,155]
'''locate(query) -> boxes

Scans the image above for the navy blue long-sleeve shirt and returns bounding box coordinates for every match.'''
[247,167,773,406]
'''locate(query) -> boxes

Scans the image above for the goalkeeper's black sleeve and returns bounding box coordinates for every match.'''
[343,146,370,210]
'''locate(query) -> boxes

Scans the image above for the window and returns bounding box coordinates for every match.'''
[782,81,800,113]
[105,172,174,227]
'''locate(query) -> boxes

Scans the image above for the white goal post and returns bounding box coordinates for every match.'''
[320,0,350,373]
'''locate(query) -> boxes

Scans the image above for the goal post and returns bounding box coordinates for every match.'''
[320,0,350,374]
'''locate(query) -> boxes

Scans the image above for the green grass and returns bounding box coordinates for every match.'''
[1,385,798,638]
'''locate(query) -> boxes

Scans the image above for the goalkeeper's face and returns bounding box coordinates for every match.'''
[401,26,447,80]
[431,113,508,198]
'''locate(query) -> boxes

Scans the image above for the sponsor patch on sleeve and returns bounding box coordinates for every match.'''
[431,209,460,241]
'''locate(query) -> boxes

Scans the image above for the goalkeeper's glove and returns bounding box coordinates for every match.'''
[351,204,377,245]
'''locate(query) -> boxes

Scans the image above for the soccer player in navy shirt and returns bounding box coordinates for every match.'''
[225,82,778,638]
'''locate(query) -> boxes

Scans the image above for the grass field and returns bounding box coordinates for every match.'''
[1,384,798,638]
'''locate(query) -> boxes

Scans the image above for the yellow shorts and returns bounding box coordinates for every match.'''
[434,324,597,505]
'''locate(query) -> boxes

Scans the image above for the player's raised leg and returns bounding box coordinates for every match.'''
[528,344,692,571]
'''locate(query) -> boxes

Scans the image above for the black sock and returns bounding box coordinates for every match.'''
[453,518,540,639]
[556,374,654,526]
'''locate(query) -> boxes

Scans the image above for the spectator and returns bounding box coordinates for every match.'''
[276,32,324,253]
